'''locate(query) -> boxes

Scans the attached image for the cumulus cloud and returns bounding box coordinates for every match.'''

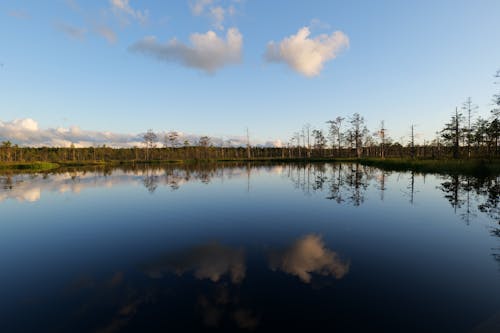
[129,28,243,73]
[55,22,87,40]
[269,234,350,283]
[143,242,246,284]
[110,0,148,25]
[0,118,139,148]
[265,26,349,77]
[95,25,117,44]
[0,118,282,148]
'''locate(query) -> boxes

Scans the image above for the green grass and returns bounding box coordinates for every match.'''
[0,162,60,172]
[1,158,498,176]
[355,158,500,176]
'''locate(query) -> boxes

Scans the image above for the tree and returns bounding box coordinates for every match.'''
[246,127,251,159]
[410,124,416,159]
[493,69,500,116]
[312,129,326,156]
[489,117,499,156]
[326,116,344,157]
[349,113,368,158]
[166,131,180,148]
[303,123,312,158]
[491,70,500,155]
[143,129,157,161]
[462,97,478,158]
[374,121,387,158]
[441,108,465,159]
[1,141,12,162]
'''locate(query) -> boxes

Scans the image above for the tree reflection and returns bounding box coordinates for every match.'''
[438,175,499,224]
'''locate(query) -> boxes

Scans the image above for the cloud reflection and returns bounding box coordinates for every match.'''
[144,242,246,284]
[269,234,350,283]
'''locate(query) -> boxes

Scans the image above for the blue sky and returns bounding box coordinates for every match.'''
[1,0,499,147]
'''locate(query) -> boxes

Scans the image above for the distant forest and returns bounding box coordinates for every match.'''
[1,71,499,163]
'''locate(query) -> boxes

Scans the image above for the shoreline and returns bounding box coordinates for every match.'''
[0,158,499,176]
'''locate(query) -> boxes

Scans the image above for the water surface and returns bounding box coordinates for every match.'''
[1,163,499,332]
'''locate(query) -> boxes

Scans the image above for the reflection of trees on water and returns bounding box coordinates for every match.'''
[286,163,377,206]
[283,163,498,226]
[439,175,499,224]
[142,169,159,193]
[492,228,500,263]
[2,163,499,227]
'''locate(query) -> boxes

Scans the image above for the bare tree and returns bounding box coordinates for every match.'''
[441,107,465,159]
[198,136,211,147]
[374,121,387,158]
[303,123,312,158]
[462,97,478,158]
[143,129,157,161]
[246,127,251,159]
[349,113,368,158]
[166,131,180,148]
[410,124,416,159]
[326,116,344,157]
[312,129,326,156]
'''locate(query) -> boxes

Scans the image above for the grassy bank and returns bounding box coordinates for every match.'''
[0,158,499,176]
[356,158,500,176]
[0,162,60,172]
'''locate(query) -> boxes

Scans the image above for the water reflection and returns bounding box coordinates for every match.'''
[1,163,498,226]
[269,234,349,283]
[1,163,500,332]
[54,234,350,332]
[143,242,246,284]
[283,163,499,224]
[439,174,499,223]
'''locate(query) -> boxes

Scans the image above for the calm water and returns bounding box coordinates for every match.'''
[0,163,499,332]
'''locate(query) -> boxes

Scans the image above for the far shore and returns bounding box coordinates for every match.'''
[1,158,499,176]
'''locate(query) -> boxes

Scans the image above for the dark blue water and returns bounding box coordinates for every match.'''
[0,163,499,332]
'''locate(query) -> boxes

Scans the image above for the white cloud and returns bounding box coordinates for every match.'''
[55,22,87,40]
[0,118,282,148]
[109,0,148,25]
[0,118,137,148]
[265,26,349,77]
[129,28,243,73]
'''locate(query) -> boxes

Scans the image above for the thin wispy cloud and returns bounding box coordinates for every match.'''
[109,0,149,25]
[189,0,214,16]
[209,6,225,30]
[129,28,243,73]
[8,10,30,19]
[190,0,240,31]
[265,26,349,77]
[55,22,87,40]
[95,25,117,44]
[64,0,81,12]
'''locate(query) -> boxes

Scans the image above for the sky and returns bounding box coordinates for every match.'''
[1,0,500,147]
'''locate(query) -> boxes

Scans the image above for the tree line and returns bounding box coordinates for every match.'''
[1,71,498,163]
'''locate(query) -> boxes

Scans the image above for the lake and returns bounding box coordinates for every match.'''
[0,163,499,332]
